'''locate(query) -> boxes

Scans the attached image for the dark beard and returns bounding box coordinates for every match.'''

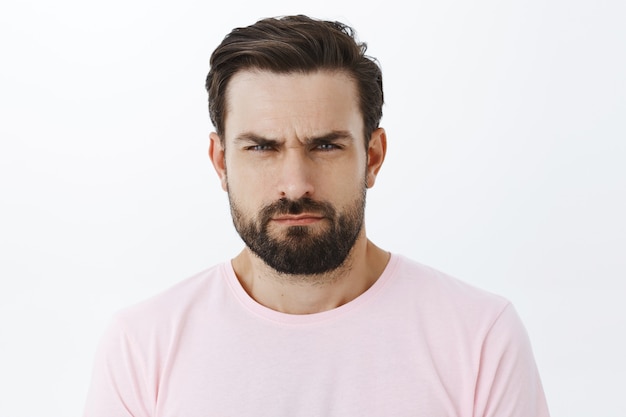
[229,194,365,275]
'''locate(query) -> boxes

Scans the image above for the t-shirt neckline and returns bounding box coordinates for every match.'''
[222,253,399,325]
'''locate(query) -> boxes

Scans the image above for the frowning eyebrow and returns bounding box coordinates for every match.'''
[233,133,280,147]
[306,131,355,147]
[233,130,355,147]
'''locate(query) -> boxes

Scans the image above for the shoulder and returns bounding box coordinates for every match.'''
[385,254,513,331]
[383,255,539,374]
[109,262,229,337]
[391,254,509,307]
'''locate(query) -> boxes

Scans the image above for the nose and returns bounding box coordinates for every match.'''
[278,149,315,200]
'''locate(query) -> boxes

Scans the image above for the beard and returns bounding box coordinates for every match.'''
[229,191,366,276]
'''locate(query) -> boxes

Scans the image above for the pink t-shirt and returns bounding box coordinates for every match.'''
[83,254,550,416]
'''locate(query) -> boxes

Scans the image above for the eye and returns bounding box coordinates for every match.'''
[246,144,274,152]
[315,143,341,151]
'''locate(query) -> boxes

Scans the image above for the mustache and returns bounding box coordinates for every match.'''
[259,197,336,220]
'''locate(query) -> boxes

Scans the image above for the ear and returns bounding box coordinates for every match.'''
[366,128,387,188]
[209,132,228,191]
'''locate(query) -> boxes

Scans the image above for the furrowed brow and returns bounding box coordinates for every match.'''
[232,130,354,147]
[305,130,354,146]
[233,133,282,147]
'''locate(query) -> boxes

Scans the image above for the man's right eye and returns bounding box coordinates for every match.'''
[246,144,273,151]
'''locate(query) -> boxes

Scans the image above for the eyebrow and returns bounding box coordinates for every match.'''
[233,130,355,146]
[233,133,280,147]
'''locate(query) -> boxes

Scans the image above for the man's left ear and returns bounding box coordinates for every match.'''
[366,128,387,188]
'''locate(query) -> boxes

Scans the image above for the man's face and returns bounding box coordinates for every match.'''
[211,70,379,275]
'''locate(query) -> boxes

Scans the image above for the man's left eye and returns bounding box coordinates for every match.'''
[316,143,339,151]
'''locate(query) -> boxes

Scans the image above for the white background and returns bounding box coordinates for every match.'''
[1,0,624,416]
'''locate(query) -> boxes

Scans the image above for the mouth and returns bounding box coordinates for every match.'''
[271,214,325,226]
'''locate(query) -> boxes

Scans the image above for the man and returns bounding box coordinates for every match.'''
[83,15,550,416]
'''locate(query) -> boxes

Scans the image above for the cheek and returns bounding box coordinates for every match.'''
[225,165,272,205]
[228,166,267,188]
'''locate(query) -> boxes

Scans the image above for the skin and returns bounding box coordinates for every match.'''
[209,69,389,314]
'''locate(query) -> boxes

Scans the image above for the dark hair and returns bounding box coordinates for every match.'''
[205,15,384,144]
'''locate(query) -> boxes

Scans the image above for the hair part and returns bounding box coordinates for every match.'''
[205,15,384,145]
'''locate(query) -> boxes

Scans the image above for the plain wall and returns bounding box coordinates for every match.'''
[1,0,624,415]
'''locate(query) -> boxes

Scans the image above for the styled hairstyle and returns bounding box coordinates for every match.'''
[205,15,384,144]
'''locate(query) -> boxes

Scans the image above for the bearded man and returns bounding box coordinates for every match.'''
[83,15,550,417]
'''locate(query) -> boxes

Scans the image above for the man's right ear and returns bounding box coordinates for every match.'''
[209,132,228,191]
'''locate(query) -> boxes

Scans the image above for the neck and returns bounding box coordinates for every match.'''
[231,231,389,314]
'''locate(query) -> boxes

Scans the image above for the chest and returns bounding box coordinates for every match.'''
[151,318,476,417]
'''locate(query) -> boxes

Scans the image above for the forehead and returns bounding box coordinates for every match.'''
[223,70,362,140]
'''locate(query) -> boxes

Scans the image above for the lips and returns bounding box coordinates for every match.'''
[258,197,336,230]
[272,214,324,225]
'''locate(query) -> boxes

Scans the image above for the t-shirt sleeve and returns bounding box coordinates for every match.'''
[82,314,154,417]
[473,303,551,417]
